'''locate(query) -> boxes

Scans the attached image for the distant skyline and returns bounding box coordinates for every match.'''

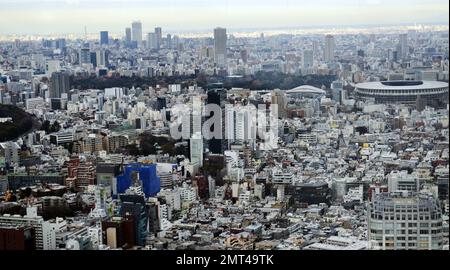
[0,0,448,35]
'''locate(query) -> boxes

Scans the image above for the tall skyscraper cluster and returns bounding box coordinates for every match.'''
[124,22,165,50]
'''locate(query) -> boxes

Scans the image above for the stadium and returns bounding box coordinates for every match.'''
[355,80,449,108]
[286,85,327,99]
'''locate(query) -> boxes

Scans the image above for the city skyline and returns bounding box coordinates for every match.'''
[0,0,448,35]
[0,0,448,254]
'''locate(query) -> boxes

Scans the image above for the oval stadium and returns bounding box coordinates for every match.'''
[355,80,449,108]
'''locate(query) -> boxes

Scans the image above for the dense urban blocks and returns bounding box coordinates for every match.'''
[0,16,448,252]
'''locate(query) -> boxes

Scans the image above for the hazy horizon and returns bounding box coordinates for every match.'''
[0,0,448,35]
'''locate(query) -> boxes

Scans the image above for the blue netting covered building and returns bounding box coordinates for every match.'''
[117,163,160,198]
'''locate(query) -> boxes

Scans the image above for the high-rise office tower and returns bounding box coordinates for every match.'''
[96,50,108,67]
[166,34,172,49]
[131,21,143,44]
[100,31,109,45]
[399,33,408,60]
[79,48,91,65]
[90,52,97,67]
[207,87,227,154]
[154,27,162,49]
[125,27,132,43]
[50,71,70,98]
[214,27,227,68]
[324,35,335,62]
[225,106,256,144]
[368,192,443,250]
[303,50,314,69]
[147,33,157,49]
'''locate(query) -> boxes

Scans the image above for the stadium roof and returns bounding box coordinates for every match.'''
[356,80,448,90]
[286,85,326,95]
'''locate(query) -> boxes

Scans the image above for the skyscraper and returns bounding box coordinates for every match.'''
[399,33,408,60]
[214,27,227,68]
[225,106,256,144]
[50,71,70,98]
[324,35,335,62]
[79,48,91,65]
[303,50,314,69]
[125,27,131,43]
[166,34,172,49]
[96,50,108,67]
[147,33,157,49]
[90,52,97,67]
[154,27,162,49]
[207,87,227,154]
[131,21,142,44]
[100,31,109,45]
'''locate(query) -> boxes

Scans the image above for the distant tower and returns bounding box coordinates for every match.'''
[207,87,227,154]
[154,27,162,49]
[166,34,172,49]
[303,50,314,69]
[95,49,108,67]
[100,31,109,45]
[324,35,335,62]
[79,48,90,65]
[147,33,157,49]
[125,27,132,43]
[131,21,143,45]
[50,71,70,98]
[399,33,408,60]
[214,27,227,68]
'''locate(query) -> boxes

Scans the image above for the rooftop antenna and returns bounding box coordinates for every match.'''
[84,26,87,41]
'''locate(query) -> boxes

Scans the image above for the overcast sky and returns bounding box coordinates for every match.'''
[0,0,448,34]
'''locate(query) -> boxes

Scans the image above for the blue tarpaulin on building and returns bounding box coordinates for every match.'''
[117,163,160,197]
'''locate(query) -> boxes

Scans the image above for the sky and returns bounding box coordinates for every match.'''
[0,0,448,35]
